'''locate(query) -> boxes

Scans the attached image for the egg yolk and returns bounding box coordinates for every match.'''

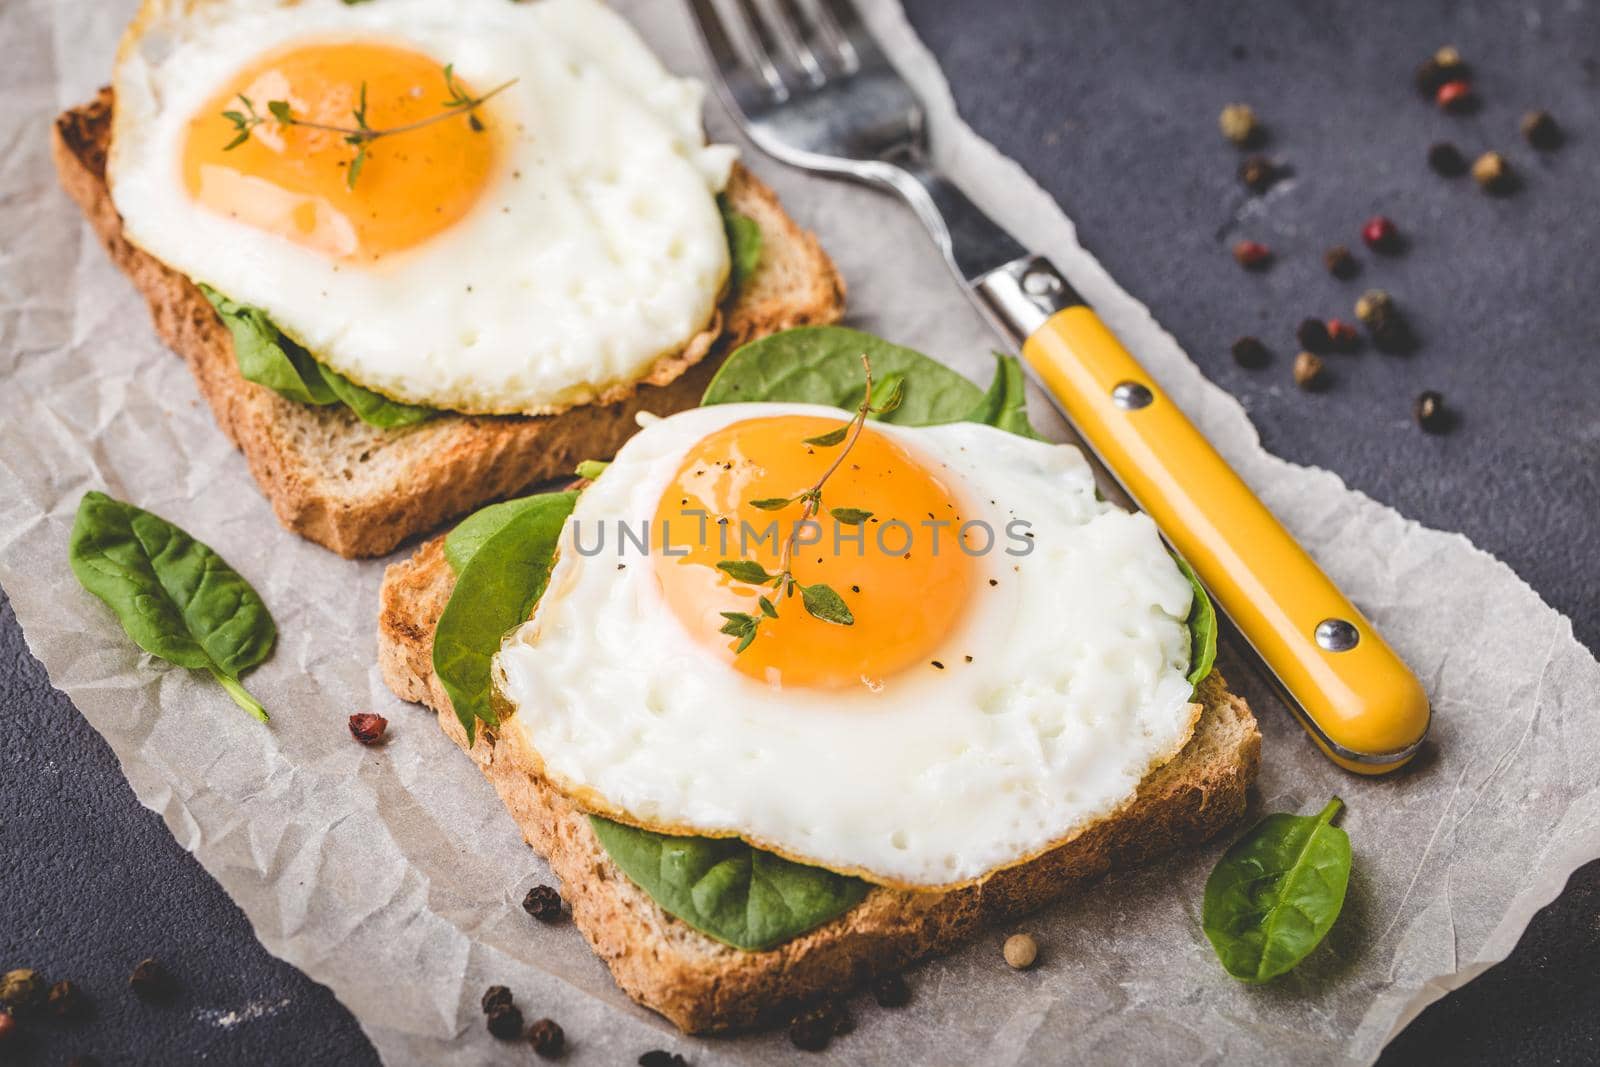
[182,42,500,261]
[653,415,976,689]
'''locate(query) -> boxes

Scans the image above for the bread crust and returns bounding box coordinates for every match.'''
[52,90,846,558]
[378,537,1262,1034]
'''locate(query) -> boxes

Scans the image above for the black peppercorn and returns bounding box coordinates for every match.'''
[638,1051,689,1067]
[1323,245,1359,279]
[480,985,513,1015]
[1230,337,1270,369]
[1427,141,1467,177]
[1413,391,1450,433]
[1295,318,1332,353]
[1239,154,1278,194]
[128,959,175,1003]
[48,980,87,1021]
[522,885,564,922]
[789,1000,849,1052]
[486,1003,524,1040]
[1521,110,1563,150]
[527,1017,565,1058]
[1370,312,1418,354]
[870,972,912,1008]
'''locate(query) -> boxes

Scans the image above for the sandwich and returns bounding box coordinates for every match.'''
[51,0,843,558]
[378,324,1261,1034]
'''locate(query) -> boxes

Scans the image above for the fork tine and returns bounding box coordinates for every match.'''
[732,0,794,100]
[814,0,891,73]
[688,0,775,114]
[766,0,828,86]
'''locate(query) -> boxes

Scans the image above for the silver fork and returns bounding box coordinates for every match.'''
[687,0,1431,774]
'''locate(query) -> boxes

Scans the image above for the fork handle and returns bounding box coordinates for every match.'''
[975,259,1429,774]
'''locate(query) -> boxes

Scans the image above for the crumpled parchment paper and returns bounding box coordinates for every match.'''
[2,0,1598,1063]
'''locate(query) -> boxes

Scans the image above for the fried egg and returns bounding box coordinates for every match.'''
[108,0,735,415]
[492,404,1202,889]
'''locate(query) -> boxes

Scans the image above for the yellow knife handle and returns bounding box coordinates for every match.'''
[1021,305,1429,773]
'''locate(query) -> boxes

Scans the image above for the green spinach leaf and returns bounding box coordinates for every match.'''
[1202,797,1351,983]
[316,362,435,429]
[702,325,983,425]
[718,195,763,291]
[590,817,868,951]
[201,286,434,428]
[443,493,553,574]
[1175,555,1217,687]
[200,285,338,406]
[433,491,578,745]
[69,491,276,722]
[966,352,1042,438]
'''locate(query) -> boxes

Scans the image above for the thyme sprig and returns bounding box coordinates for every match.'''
[221,64,516,189]
[716,356,904,654]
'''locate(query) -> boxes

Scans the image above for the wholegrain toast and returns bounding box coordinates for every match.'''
[377,536,1261,1034]
[51,90,845,558]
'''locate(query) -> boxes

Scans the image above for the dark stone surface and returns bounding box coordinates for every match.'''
[2,1,1597,1064]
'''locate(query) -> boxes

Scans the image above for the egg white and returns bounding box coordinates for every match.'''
[108,0,736,415]
[493,404,1201,888]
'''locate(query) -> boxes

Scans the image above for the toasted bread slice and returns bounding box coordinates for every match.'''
[51,90,845,558]
[378,537,1261,1034]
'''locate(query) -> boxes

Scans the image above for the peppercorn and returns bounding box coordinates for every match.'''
[1427,141,1467,177]
[1295,318,1331,353]
[0,969,44,1013]
[1436,79,1476,113]
[1413,391,1449,433]
[48,979,87,1021]
[1521,110,1563,150]
[480,985,513,1015]
[522,884,564,922]
[788,1001,846,1053]
[1472,151,1516,195]
[1232,240,1271,271]
[1361,216,1402,254]
[486,1003,524,1040]
[1354,289,1394,326]
[348,712,387,745]
[1218,103,1261,147]
[1326,319,1362,352]
[1415,46,1468,96]
[638,1053,688,1067]
[1323,245,1359,280]
[870,972,911,1008]
[1238,154,1278,194]
[1370,312,1417,354]
[128,958,175,1003]
[1004,933,1039,969]
[527,1017,565,1058]
[1231,336,1270,369]
[1293,352,1326,390]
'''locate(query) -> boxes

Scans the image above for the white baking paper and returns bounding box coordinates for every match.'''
[2,1,1597,1063]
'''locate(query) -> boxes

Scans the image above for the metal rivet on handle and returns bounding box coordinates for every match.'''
[1111,381,1154,410]
[1022,268,1063,296]
[1315,618,1360,652]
